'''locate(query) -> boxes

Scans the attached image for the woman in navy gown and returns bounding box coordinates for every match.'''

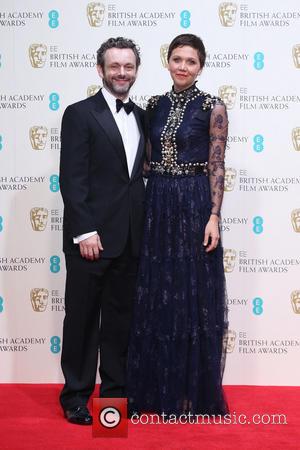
[127,34,229,416]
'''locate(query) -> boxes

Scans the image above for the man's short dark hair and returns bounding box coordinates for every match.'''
[167,33,206,68]
[97,37,141,68]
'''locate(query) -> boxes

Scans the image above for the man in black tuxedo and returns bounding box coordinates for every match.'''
[59,37,145,425]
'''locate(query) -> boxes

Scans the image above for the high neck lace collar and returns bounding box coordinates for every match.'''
[170,82,199,101]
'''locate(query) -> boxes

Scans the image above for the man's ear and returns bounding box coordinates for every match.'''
[97,64,103,79]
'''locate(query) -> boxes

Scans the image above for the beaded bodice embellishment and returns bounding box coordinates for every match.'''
[148,85,220,176]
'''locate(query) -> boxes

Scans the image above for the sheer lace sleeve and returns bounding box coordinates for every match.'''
[143,138,152,178]
[208,100,228,217]
[143,95,160,178]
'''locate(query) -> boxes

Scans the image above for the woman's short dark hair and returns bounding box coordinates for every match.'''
[97,37,141,68]
[167,34,206,68]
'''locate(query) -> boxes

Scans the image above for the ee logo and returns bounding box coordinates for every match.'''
[50,174,60,192]
[50,336,61,353]
[48,10,59,28]
[50,255,60,273]
[252,297,264,315]
[252,216,264,234]
[180,10,191,28]
[253,52,264,70]
[253,134,264,152]
[49,92,60,111]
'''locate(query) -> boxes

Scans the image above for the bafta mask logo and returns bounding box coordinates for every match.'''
[30,207,48,231]
[223,329,236,353]
[219,2,238,27]
[291,209,300,233]
[87,2,105,27]
[160,44,169,68]
[292,44,300,68]
[224,167,237,192]
[292,127,300,151]
[223,248,237,273]
[30,288,49,312]
[291,291,300,314]
[87,85,101,97]
[218,85,237,110]
[29,126,48,150]
[29,44,47,68]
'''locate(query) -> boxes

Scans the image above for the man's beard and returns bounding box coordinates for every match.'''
[103,75,135,97]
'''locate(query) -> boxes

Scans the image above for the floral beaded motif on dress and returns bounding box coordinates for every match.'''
[147,95,161,110]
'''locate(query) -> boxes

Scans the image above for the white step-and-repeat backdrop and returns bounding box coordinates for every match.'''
[0,0,299,384]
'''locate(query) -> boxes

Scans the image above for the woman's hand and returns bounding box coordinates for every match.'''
[203,215,220,252]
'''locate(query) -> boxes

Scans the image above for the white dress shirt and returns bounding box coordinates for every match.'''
[73,86,140,244]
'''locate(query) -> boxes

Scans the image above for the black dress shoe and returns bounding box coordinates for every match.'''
[64,406,93,425]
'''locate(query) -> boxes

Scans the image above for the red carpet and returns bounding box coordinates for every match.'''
[1,385,299,450]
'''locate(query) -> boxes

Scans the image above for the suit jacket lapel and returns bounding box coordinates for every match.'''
[131,106,145,180]
[91,90,129,174]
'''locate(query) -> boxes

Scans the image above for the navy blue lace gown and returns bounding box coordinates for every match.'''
[126,83,229,416]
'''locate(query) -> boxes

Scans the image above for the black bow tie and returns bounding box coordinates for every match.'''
[116,98,134,114]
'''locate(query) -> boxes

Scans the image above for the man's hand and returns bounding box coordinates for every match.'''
[79,234,103,260]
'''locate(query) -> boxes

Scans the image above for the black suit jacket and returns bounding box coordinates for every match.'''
[59,89,146,258]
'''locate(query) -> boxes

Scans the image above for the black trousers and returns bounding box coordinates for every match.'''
[60,237,138,410]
